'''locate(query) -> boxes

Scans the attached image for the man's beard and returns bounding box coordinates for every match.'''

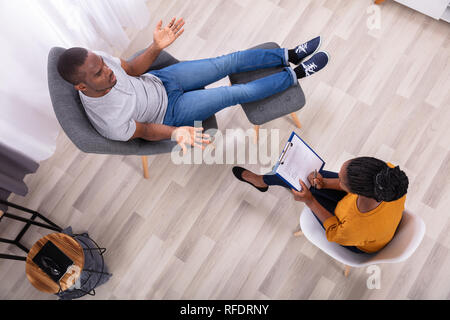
[96,79,117,93]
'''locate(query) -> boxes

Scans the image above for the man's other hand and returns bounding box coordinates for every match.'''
[173,126,211,155]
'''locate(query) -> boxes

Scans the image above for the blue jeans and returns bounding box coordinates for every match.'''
[148,48,297,127]
[263,170,365,254]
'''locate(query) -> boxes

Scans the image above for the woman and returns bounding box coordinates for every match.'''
[232,157,409,254]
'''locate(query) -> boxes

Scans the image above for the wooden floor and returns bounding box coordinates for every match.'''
[1,0,450,300]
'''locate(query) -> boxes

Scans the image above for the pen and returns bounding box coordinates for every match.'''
[314,169,317,189]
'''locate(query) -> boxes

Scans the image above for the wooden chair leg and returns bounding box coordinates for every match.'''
[344,265,351,277]
[141,156,149,179]
[293,229,303,237]
[290,113,302,129]
[253,125,260,144]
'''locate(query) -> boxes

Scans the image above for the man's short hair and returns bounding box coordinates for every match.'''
[57,47,88,85]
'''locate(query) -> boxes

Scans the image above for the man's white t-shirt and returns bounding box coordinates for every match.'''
[79,51,168,141]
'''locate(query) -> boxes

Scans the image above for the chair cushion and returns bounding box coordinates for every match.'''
[228,42,306,125]
[48,47,217,156]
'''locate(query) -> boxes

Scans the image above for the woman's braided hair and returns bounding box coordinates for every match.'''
[346,157,409,202]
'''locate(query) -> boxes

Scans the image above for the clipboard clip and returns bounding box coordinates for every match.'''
[279,142,293,165]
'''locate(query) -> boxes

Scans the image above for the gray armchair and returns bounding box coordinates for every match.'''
[47,47,217,179]
[48,43,306,179]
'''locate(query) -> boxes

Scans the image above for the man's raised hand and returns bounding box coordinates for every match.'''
[153,17,185,50]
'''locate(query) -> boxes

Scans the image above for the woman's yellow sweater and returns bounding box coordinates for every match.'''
[322,164,405,253]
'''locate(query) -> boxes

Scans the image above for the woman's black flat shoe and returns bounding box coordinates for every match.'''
[232,166,268,192]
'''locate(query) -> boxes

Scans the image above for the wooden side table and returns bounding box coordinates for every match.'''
[26,233,84,294]
[25,230,111,299]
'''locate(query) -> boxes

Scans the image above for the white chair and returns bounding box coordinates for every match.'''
[295,207,426,277]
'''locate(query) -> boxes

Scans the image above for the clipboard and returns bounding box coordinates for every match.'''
[272,131,325,191]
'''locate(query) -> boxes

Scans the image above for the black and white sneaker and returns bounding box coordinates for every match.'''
[290,36,321,64]
[298,51,329,77]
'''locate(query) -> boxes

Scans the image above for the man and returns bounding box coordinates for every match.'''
[57,17,329,153]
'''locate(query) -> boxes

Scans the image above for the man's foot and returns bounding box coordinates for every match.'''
[294,51,329,78]
[232,166,268,192]
[288,36,321,65]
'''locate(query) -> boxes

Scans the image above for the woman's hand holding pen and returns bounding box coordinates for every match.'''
[307,171,324,189]
[291,179,314,204]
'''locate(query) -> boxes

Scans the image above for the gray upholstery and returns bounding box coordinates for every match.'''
[228,42,306,125]
[47,47,218,156]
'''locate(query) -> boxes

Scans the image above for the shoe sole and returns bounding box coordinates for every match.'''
[320,50,330,61]
[306,50,330,64]
[318,51,330,67]
[311,36,322,58]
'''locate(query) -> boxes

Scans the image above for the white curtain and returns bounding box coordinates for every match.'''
[0,0,150,162]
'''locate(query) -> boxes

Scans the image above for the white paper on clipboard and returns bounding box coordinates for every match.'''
[275,133,324,191]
